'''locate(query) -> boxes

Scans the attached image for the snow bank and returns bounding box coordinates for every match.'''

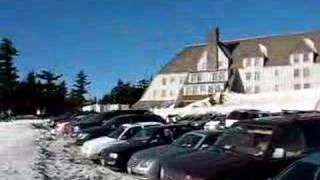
[153,88,320,118]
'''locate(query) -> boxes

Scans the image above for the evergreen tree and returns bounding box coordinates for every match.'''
[36,70,63,115]
[0,38,19,110]
[71,70,90,107]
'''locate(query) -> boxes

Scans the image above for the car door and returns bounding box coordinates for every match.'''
[254,125,306,179]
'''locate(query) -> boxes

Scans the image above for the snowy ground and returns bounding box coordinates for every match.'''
[0,120,139,180]
[0,120,39,180]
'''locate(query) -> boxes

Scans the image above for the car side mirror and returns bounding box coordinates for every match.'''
[272,148,286,159]
[200,144,210,150]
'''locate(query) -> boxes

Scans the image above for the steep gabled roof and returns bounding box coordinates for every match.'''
[226,30,320,68]
[159,30,320,74]
[159,45,206,74]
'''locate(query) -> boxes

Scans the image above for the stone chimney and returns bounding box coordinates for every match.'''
[207,27,219,70]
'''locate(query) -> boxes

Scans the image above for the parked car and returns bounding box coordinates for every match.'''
[76,114,166,145]
[81,122,163,159]
[160,113,320,180]
[55,113,97,135]
[73,110,151,133]
[204,109,272,130]
[273,152,320,180]
[127,130,222,179]
[99,124,197,171]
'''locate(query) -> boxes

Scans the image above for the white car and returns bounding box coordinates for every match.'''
[81,122,163,159]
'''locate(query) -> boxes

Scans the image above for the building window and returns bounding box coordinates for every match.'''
[303,68,310,78]
[153,90,157,98]
[304,83,311,89]
[292,54,300,64]
[294,84,301,90]
[218,72,225,81]
[215,84,222,92]
[208,85,214,94]
[254,86,260,93]
[192,86,198,95]
[303,53,310,63]
[212,72,218,81]
[161,90,166,97]
[170,77,175,83]
[274,69,279,76]
[162,78,167,85]
[201,62,207,70]
[197,73,203,82]
[200,85,206,93]
[274,85,279,91]
[246,72,251,81]
[254,72,260,81]
[190,74,197,83]
[293,69,300,78]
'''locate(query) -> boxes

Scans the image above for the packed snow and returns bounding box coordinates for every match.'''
[0,120,139,180]
[0,120,40,180]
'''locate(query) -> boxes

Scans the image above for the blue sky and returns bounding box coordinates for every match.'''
[1,0,320,98]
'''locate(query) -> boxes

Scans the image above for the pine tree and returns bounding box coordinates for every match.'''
[71,70,90,107]
[0,38,19,110]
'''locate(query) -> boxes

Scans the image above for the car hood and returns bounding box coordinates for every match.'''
[133,145,194,163]
[163,149,252,179]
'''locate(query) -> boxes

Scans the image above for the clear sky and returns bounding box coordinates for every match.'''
[1,0,320,98]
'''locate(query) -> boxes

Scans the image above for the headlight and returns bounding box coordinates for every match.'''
[109,153,118,159]
[78,133,89,139]
[74,126,80,133]
[139,160,153,168]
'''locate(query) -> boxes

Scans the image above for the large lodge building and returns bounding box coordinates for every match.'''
[134,28,320,109]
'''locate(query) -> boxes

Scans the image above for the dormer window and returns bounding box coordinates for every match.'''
[243,58,251,68]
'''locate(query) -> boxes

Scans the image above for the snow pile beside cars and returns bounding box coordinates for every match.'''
[33,125,139,180]
[153,88,320,118]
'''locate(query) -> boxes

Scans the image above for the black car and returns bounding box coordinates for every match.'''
[160,113,320,180]
[76,114,166,145]
[273,152,320,180]
[99,124,197,171]
[73,110,151,132]
[127,130,222,179]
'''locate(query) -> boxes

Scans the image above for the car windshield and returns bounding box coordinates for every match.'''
[173,133,203,148]
[108,126,127,139]
[130,127,158,140]
[275,162,320,180]
[214,125,273,156]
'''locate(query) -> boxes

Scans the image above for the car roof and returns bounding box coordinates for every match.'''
[121,122,162,128]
